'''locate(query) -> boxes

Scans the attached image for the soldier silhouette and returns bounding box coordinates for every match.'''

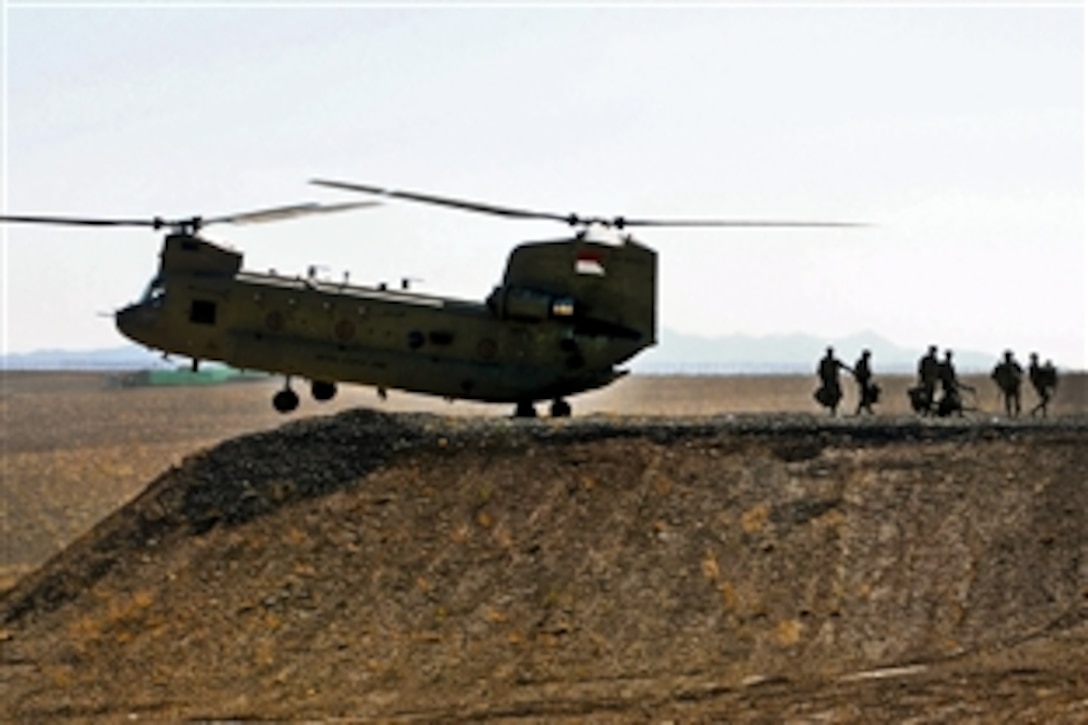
[936,348,974,417]
[853,349,879,415]
[910,345,940,415]
[814,346,849,415]
[1028,352,1059,418]
[990,350,1023,417]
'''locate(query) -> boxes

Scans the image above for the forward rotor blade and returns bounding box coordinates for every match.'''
[0,214,161,228]
[311,179,576,224]
[2,200,379,233]
[205,200,380,226]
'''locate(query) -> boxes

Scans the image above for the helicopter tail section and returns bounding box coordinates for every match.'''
[493,238,657,351]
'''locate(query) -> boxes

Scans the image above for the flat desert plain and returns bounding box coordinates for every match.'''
[1,370,1086,721]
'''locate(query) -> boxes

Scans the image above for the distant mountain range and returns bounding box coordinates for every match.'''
[2,329,996,375]
[1,345,170,371]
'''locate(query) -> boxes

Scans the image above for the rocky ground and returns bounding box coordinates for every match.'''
[1,406,1086,721]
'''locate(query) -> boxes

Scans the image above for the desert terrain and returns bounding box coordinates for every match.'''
[1,370,1086,721]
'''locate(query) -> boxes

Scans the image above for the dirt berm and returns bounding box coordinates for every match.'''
[2,410,1087,721]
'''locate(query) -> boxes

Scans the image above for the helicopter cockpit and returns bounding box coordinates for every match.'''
[139,275,166,306]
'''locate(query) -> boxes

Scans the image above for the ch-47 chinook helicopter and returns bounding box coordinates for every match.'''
[2,180,858,417]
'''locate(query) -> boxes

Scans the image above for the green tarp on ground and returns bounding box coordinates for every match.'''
[116,367,267,387]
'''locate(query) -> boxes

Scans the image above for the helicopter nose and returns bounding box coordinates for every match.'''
[115,303,157,346]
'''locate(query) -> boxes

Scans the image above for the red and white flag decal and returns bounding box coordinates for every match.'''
[575,249,605,275]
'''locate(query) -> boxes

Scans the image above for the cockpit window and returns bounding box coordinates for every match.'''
[141,276,166,305]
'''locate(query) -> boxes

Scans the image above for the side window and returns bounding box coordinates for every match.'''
[189,299,218,326]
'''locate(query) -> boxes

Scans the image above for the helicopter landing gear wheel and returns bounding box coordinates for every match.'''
[273,387,300,414]
[311,380,337,402]
[549,398,572,418]
[514,400,537,418]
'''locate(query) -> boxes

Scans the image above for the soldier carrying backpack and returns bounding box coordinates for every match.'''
[853,349,880,415]
[1028,352,1059,418]
[990,350,1024,418]
[814,347,849,416]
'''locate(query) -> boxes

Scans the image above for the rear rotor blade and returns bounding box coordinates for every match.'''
[614,218,868,229]
[311,179,867,229]
[311,179,577,224]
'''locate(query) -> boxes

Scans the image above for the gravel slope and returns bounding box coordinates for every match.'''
[2,409,1086,721]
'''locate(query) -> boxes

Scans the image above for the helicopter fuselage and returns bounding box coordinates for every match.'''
[115,232,657,408]
[4,178,858,416]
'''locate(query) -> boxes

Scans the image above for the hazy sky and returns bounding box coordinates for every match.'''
[2,1,1084,368]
